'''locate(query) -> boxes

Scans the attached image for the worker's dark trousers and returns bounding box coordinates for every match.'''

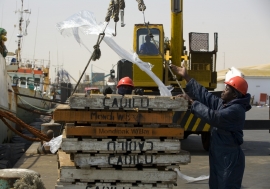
[209,147,245,189]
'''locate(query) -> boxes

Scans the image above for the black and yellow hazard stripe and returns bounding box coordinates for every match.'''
[173,111,210,132]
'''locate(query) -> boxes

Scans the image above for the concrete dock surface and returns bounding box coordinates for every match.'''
[13,105,269,189]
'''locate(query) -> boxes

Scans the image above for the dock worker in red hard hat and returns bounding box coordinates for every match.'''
[170,65,251,189]
[117,77,134,95]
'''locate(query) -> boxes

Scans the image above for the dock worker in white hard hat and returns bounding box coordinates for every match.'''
[171,64,251,189]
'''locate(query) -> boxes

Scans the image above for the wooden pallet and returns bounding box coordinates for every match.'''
[65,125,184,139]
[58,150,190,168]
[74,153,190,168]
[68,94,188,111]
[55,94,189,187]
[59,168,177,183]
[58,151,179,184]
[61,138,182,154]
[53,106,175,124]
[55,181,173,189]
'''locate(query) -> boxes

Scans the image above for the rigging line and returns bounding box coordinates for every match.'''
[142,11,146,24]
[33,7,39,60]
[7,25,16,49]
[92,64,108,72]
[0,0,4,27]
[71,22,110,95]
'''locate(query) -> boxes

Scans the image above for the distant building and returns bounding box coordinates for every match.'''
[217,63,270,105]
[92,72,105,83]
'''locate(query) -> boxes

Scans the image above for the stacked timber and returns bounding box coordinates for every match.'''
[54,94,190,189]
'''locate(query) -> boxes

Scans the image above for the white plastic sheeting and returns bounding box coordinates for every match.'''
[174,168,209,183]
[43,135,63,154]
[56,10,172,96]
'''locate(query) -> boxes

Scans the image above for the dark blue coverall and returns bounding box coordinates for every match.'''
[186,78,251,189]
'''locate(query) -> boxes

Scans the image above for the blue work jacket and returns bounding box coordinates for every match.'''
[186,78,251,189]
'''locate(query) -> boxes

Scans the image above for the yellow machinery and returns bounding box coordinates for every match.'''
[116,0,218,150]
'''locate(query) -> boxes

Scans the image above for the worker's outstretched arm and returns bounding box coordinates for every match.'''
[171,65,221,109]
[191,101,245,134]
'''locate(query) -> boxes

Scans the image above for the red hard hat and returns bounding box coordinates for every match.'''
[224,76,248,95]
[117,77,134,88]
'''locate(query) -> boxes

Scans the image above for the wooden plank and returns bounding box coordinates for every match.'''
[58,151,75,168]
[60,169,177,183]
[74,153,190,167]
[65,126,184,138]
[61,139,181,153]
[56,182,173,189]
[68,94,188,111]
[53,110,173,124]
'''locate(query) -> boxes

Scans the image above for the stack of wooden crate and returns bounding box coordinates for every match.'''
[54,94,190,189]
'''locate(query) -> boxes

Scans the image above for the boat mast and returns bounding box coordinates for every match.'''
[15,0,31,65]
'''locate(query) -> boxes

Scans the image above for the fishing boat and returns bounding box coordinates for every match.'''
[5,0,52,124]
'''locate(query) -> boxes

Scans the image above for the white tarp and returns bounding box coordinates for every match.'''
[56,10,171,96]
[174,168,209,183]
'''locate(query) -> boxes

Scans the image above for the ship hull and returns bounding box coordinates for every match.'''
[0,54,17,143]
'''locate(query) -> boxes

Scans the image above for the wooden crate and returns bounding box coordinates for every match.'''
[55,94,189,187]
[65,125,184,139]
[59,168,177,183]
[53,107,174,124]
[74,153,190,168]
[58,151,178,183]
[55,181,173,189]
[68,94,188,111]
[61,138,182,154]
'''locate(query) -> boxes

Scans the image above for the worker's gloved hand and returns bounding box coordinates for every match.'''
[134,88,144,96]
[176,93,194,105]
[103,87,113,96]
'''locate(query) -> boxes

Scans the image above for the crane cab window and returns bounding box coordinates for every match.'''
[137,28,160,55]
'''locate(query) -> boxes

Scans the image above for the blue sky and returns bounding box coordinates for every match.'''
[1,0,270,82]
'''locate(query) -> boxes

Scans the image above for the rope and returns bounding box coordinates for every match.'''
[0,109,50,142]
[92,33,105,61]
[105,0,126,36]
[105,0,114,22]
[113,0,120,22]
[119,0,125,9]
[136,0,146,11]
[105,0,125,22]
[72,29,107,95]
[13,173,46,189]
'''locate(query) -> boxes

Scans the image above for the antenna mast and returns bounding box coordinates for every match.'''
[15,0,31,65]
